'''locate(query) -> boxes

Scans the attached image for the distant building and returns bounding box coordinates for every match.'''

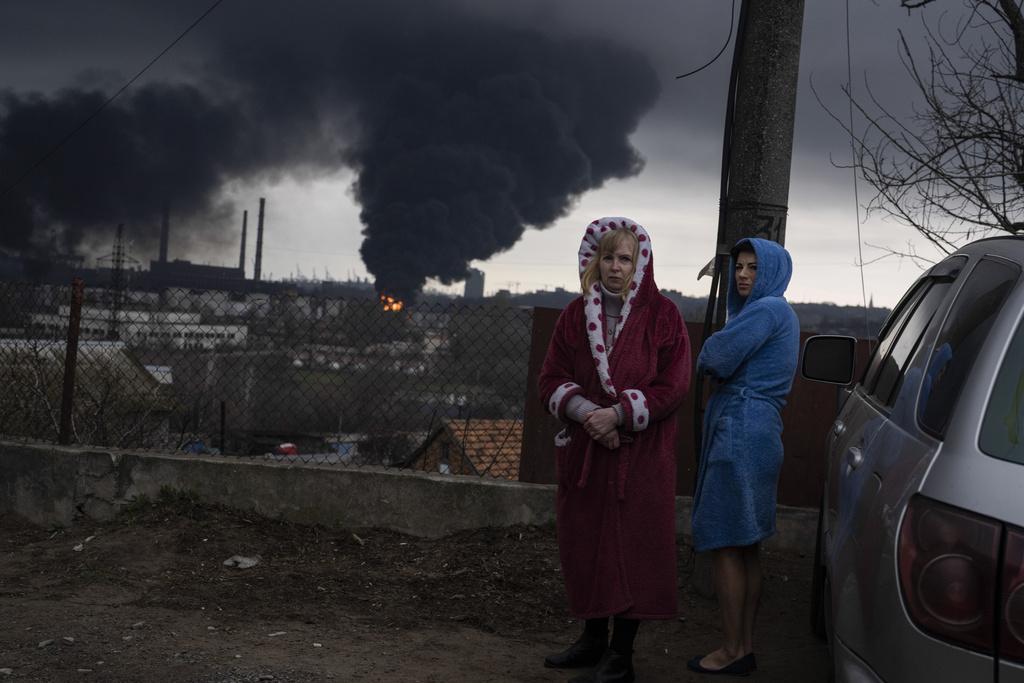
[411,418,523,479]
[464,268,485,299]
[31,306,248,350]
[142,259,246,292]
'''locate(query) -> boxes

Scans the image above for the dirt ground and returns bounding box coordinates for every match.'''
[0,490,829,682]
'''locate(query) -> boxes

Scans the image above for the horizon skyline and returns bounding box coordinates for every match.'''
[59,228,892,310]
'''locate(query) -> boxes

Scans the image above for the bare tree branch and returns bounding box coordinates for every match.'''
[827,0,1024,259]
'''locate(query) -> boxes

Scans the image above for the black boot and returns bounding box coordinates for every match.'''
[567,648,635,683]
[544,632,607,669]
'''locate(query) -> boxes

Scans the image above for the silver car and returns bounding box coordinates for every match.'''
[802,236,1024,682]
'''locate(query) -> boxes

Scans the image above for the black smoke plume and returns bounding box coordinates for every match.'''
[0,1,660,299]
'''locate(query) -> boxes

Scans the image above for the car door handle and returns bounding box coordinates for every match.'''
[846,447,864,471]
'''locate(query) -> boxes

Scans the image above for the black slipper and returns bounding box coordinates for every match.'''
[686,652,756,676]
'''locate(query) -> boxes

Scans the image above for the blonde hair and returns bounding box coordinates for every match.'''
[580,229,639,302]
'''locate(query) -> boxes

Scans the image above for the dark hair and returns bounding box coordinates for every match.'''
[730,240,756,261]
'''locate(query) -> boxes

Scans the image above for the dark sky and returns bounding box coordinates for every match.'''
[0,0,934,304]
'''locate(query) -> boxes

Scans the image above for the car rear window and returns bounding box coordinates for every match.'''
[980,300,1024,465]
[920,258,1019,438]
[867,281,951,407]
[862,257,965,408]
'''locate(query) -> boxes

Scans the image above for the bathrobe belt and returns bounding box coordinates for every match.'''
[577,435,633,501]
[714,383,785,411]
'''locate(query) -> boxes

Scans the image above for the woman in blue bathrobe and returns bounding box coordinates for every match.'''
[687,238,800,677]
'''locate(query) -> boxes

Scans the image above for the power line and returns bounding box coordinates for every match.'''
[845,0,872,341]
[676,0,739,80]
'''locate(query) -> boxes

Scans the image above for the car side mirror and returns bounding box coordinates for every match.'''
[801,335,857,385]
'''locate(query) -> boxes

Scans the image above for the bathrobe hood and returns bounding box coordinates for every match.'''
[576,216,656,400]
[727,237,793,318]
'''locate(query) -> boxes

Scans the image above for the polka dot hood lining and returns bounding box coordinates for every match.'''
[577,216,653,400]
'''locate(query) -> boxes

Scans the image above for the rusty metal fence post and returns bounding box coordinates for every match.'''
[58,278,84,445]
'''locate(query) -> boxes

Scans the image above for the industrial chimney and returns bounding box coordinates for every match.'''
[239,209,247,275]
[159,201,170,263]
[254,198,265,282]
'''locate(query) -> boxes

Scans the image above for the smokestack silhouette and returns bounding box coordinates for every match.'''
[239,210,247,274]
[159,202,170,263]
[254,198,265,283]
[0,2,659,298]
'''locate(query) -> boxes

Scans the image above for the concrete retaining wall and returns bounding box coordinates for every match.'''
[0,442,815,552]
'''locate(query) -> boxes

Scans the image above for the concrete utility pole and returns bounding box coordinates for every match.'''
[696,0,806,597]
[713,0,805,326]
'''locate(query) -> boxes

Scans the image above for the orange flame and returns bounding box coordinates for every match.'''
[380,295,404,312]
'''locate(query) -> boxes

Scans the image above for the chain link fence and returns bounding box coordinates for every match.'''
[0,280,533,480]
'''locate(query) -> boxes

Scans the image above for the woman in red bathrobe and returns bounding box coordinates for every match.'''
[539,217,691,682]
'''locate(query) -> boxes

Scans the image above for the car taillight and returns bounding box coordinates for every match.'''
[898,497,999,653]
[1002,530,1024,663]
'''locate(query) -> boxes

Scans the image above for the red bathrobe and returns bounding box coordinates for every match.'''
[539,217,691,620]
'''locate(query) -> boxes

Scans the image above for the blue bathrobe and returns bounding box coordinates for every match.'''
[691,238,800,552]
